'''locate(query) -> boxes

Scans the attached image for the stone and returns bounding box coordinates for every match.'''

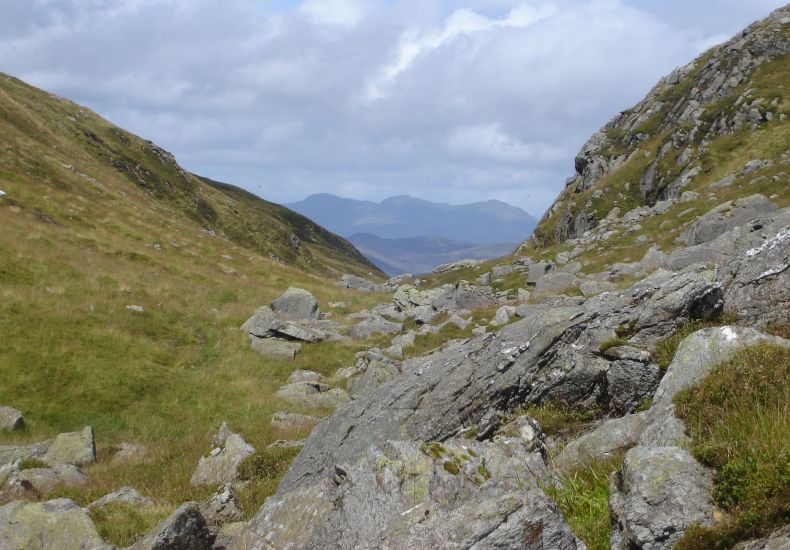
[287,369,322,384]
[442,314,471,330]
[721,223,790,327]
[203,483,243,525]
[272,322,324,343]
[270,287,320,321]
[475,272,492,285]
[610,446,715,550]
[275,382,351,410]
[472,326,487,337]
[89,486,155,510]
[337,275,377,291]
[0,406,24,431]
[235,438,585,549]
[383,345,404,360]
[391,331,416,348]
[580,279,616,297]
[347,352,402,398]
[270,411,321,432]
[393,284,433,311]
[267,439,305,449]
[0,499,111,550]
[734,525,790,549]
[241,306,280,338]
[535,271,579,292]
[490,306,516,326]
[130,502,215,550]
[348,316,403,340]
[680,191,700,202]
[682,194,778,246]
[249,337,301,360]
[432,259,484,273]
[190,427,255,487]
[491,264,518,278]
[110,443,153,467]
[554,413,650,472]
[0,440,50,468]
[517,288,531,302]
[3,464,88,499]
[328,301,347,309]
[44,426,96,466]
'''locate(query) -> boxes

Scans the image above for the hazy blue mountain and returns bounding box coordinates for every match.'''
[347,233,517,276]
[286,194,537,244]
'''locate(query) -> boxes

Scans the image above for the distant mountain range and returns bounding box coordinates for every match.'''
[286,194,536,274]
[347,233,517,276]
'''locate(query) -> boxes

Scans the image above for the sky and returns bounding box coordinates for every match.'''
[1,0,786,215]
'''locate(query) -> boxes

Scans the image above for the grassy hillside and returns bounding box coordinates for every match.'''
[0,73,387,542]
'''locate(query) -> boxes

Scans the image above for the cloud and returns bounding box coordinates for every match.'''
[0,0,785,216]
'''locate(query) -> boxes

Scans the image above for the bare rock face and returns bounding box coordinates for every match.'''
[234,438,586,550]
[0,498,111,550]
[681,194,778,246]
[130,502,215,550]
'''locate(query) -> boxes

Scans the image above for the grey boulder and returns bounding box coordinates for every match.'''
[0,406,24,431]
[610,446,715,550]
[88,486,155,510]
[190,426,255,487]
[270,287,320,321]
[250,337,301,360]
[275,382,351,410]
[0,498,111,550]
[130,502,215,550]
[202,483,244,525]
[44,426,96,467]
[348,316,403,340]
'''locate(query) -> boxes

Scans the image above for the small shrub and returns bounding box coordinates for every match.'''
[238,446,300,482]
[674,343,790,548]
[525,402,598,438]
[598,338,630,354]
[90,503,169,548]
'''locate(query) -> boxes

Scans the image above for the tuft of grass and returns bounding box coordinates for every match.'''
[524,402,598,438]
[674,343,790,548]
[546,454,624,550]
[236,446,301,515]
[598,338,630,354]
[18,458,48,470]
[90,502,170,548]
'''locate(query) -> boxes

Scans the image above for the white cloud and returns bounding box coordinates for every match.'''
[365,3,557,101]
[0,0,786,215]
[300,0,368,27]
[446,123,564,163]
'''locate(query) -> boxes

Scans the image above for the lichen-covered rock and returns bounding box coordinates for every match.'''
[0,440,50,468]
[0,406,24,431]
[0,498,111,550]
[270,287,320,321]
[734,525,790,549]
[190,427,255,487]
[110,442,153,467]
[202,483,244,525]
[275,382,351,409]
[130,502,215,550]
[681,194,778,246]
[287,369,322,384]
[554,413,650,472]
[88,486,155,510]
[44,426,96,466]
[250,337,301,360]
[348,315,403,340]
[234,438,585,549]
[609,446,715,550]
[3,464,88,499]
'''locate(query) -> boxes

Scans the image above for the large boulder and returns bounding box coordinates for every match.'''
[0,406,24,431]
[190,426,255,487]
[2,464,88,499]
[270,287,320,321]
[348,316,403,340]
[275,382,351,410]
[234,437,585,549]
[44,426,96,466]
[609,446,715,550]
[0,498,111,550]
[130,502,215,550]
[250,337,301,360]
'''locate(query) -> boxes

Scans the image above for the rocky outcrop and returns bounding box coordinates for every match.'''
[234,437,586,549]
[0,498,111,550]
[203,483,244,525]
